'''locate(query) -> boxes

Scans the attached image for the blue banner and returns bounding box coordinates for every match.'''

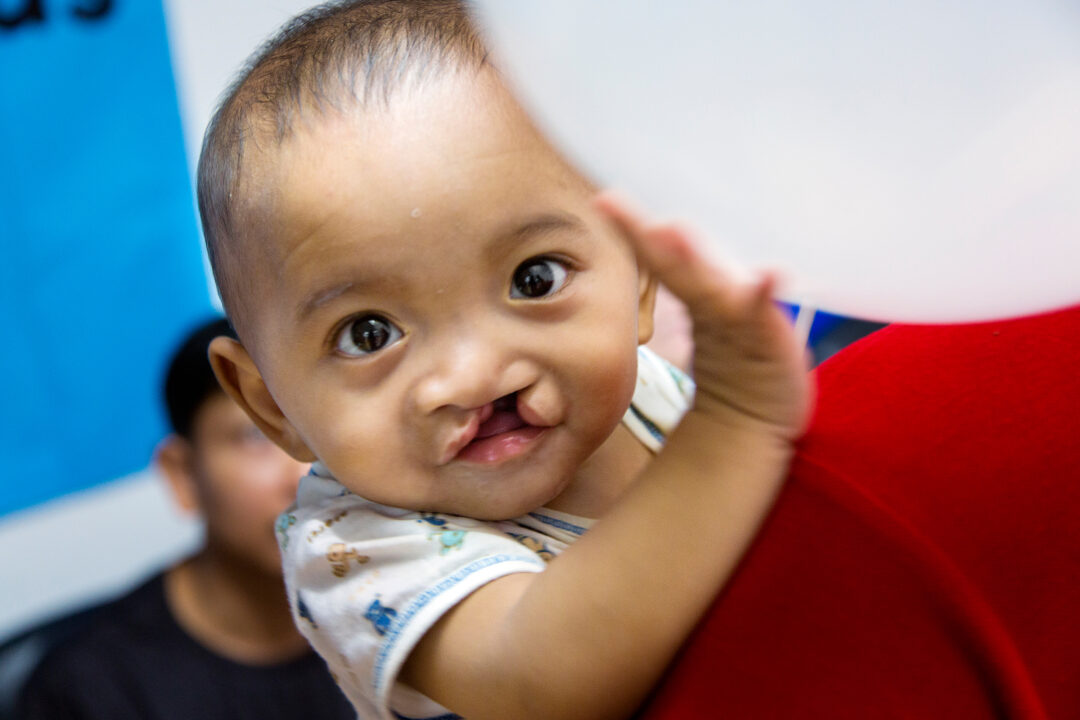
[0,0,213,516]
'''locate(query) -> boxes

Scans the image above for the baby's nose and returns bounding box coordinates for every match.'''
[412,340,537,415]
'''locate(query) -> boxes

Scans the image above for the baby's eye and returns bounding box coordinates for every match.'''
[510,257,569,299]
[335,314,403,357]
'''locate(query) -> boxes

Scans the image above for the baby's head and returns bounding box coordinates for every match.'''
[201,0,657,520]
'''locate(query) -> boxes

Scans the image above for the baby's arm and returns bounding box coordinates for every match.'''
[402,194,812,720]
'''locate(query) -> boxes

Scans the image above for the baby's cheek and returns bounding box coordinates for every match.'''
[575,343,638,423]
[314,410,396,488]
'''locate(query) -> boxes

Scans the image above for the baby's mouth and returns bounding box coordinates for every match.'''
[473,394,526,440]
[444,393,547,465]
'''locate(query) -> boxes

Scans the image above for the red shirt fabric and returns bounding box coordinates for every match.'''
[641,305,1080,719]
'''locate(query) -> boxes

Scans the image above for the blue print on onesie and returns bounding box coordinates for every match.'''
[418,513,468,554]
[365,598,398,637]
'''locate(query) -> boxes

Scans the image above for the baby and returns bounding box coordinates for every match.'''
[200,2,810,719]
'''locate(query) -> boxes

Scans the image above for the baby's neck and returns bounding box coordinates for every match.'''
[544,423,652,519]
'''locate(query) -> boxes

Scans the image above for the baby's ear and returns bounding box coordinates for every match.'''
[636,266,659,344]
[207,337,317,462]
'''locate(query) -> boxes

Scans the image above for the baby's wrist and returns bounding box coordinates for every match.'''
[658,409,796,492]
[685,397,803,444]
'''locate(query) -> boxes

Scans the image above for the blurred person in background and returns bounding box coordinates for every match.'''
[13,318,354,720]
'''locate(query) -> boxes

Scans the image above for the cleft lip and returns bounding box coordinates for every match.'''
[515,392,555,429]
[438,402,493,465]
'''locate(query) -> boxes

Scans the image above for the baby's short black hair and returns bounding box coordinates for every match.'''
[197,0,489,341]
[163,317,238,440]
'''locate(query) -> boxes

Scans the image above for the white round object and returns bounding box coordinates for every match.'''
[475,0,1080,322]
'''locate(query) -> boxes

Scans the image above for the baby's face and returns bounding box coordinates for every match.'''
[241,71,652,520]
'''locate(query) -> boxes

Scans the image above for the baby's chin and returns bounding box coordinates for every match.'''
[431,479,573,522]
[431,494,557,522]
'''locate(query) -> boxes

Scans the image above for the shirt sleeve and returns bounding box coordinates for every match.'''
[623,346,695,452]
[278,476,547,720]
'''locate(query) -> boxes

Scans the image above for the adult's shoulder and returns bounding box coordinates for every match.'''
[13,574,170,720]
[33,574,169,659]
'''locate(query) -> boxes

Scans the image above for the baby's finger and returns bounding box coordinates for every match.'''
[594,192,752,323]
[594,191,694,275]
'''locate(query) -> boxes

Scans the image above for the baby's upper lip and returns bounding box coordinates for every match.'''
[439,402,493,465]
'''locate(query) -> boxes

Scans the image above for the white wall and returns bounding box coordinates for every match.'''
[0,469,201,641]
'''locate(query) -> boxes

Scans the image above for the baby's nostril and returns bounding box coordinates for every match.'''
[492,392,517,411]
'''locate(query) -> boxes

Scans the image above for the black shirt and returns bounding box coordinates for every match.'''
[15,574,355,720]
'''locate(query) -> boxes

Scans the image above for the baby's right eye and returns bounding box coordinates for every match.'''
[335,314,403,357]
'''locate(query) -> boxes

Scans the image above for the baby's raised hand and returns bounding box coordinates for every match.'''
[595,192,812,441]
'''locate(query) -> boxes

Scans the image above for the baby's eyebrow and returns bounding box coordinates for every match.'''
[296,281,361,321]
[482,212,587,263]
[296,273,412,322]
[506,213,584,243]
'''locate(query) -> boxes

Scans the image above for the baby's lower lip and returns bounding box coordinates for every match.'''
[455,426,547,464]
